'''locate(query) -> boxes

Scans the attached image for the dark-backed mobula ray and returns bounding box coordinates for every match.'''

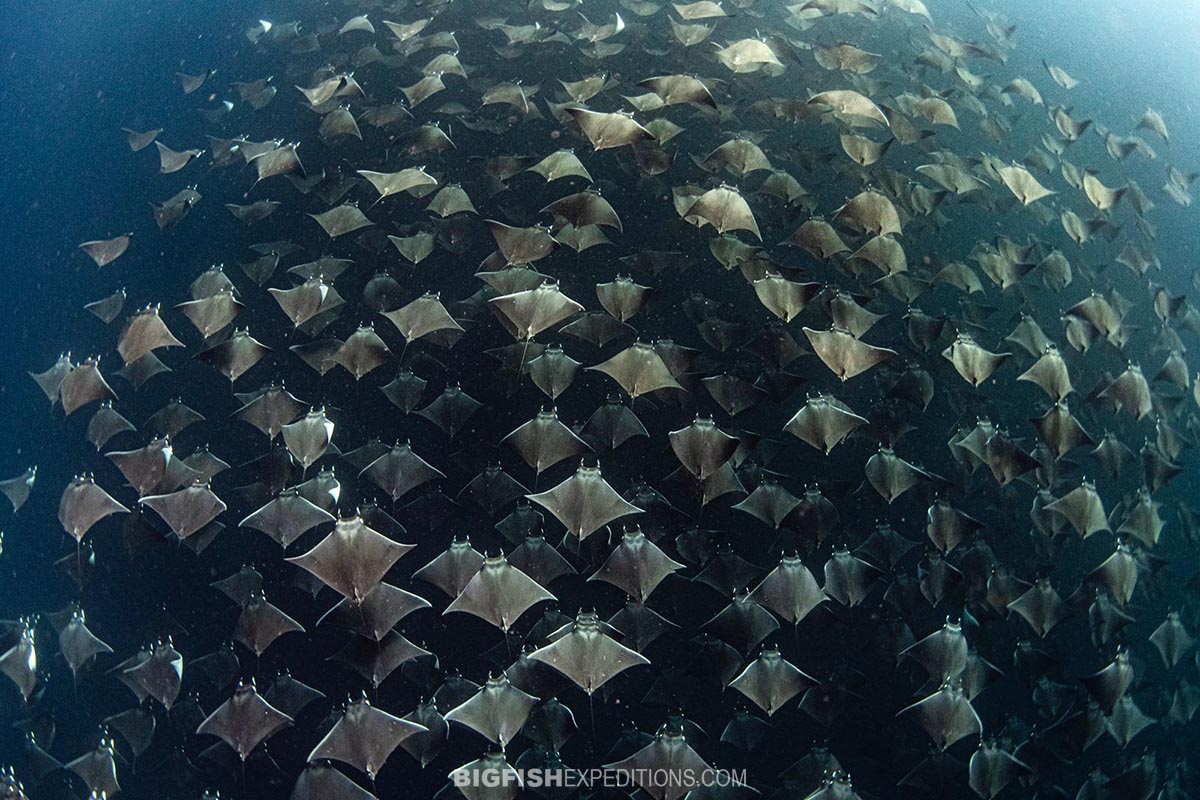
[155,141,204,174]
[307,695,426,779]
[310,204,373,238]
[590,277,648,323]
[526,463,643,540]
[60,357,118,416]
[58,475,129,542]
[176,289,245,339]
[427,184,478,217]
[122,127,159,151]
[897,683,982,751]
[285,516,415,605]
[196,679,293,761]
[139,482,226,540]
[804,327,896,382]
[104,704,157,759]
[823,547,879,607]
[942,334,1011,387]
[865,447,932,503]
[901,620,969,684]
[235,592,305,656]
[542,190,623,233]
[226,199,281,225]
[0,467,36,513]
[117,306,185,366]
[490,282,584,341]
[360,441,445,501]
[269,279,345,330]
[1007,578,1068,638]
[784,395,868,454]
[733,481,800,529]
[638,74,717,107]
[388,232,436,265]
[702,138,773,177]
[66,737,121,796]
[753,273,821,322]
[668,416,738,480]
[358,167,437,203]
[1018,345,1074,400]
[587,341,684,398]
[235,384,306,441]
[318,581,431,642]
[107,436,173,497]
[1082,650,1134,714]
[122,639,184,710]
[78,234,131,267]
[239,488,335,548]
[509,534,575,586]
[486,221,559,266]
[528,149,593,182]
[416,385,482,438]
[399,698,449,768]
[291,763,378,800]
[444,554,555,632]
[1149,612,1194,669]
[808,89,889,126]
[281,408,335,471]
[715,37,781,72]
[330,325,392,381]
[529,346,581,400]
[703,592,781,654]
[0,620,38,701]
[413,538,485,599]
[502,408,590,475]
[29,353,74,405]
[460,464,527,516]
[528,610,650,695]
[729,646,816,716]
[998,164,1056,205]
[969,741,1030,799]
[684,185,762,239]
[444,674,537,748]
[1045,480,1110,538]
[381,292,463,346]
[835,190,902,237]
[604,728,711,800]
[565,108,653,151]
[749,555,825,625]
[588,528,684,602]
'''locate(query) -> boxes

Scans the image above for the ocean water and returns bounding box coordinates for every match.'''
[0,1,1197,798]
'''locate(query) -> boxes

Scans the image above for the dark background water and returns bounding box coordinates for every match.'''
[1,1,1199,798]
